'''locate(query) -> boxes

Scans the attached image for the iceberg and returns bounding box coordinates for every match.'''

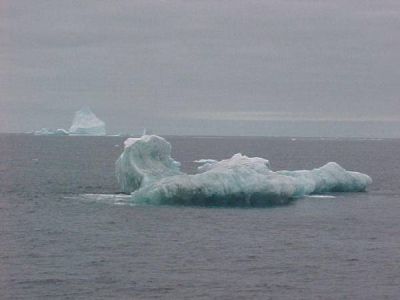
[116,135,372,206]
[33,107,105,136]
[34,128,54,135]
[54,128,69,136]
[34,128,69,136]
[69,107,106,136]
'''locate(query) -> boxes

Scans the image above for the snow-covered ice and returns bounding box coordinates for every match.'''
[69,107,106,136]
[116,135,372,206]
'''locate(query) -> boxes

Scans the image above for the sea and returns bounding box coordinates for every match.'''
[0,134,399,299]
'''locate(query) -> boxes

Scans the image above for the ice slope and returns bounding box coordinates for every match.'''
[116,135,372,206]
[69,107,106,136]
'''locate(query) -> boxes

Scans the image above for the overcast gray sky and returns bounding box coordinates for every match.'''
[1,0,400,137]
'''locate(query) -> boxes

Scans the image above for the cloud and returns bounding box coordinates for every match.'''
[173,111,400,123]
[1,0,400,136]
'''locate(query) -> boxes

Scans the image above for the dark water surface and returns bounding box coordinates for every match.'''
[0,134,399,299]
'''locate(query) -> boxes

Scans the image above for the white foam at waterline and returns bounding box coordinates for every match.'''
[64,194,133,205]
[305,195,336,198]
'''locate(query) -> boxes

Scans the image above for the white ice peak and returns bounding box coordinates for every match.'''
[69,107,106,136]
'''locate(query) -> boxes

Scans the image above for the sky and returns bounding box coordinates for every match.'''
[1,0,400,137]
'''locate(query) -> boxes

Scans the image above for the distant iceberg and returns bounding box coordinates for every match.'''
[116,135,372,206]
[33,107,105,136]
[69,107,106,136]
[34,128,69,136]
[54,128,69,135]
[34,128,54,135]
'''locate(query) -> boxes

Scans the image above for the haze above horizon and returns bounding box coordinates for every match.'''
[1,0,399,137]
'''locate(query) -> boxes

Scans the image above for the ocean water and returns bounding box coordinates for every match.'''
[0,134,399,299]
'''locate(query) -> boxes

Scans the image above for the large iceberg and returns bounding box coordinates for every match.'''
[116,135,372,206]
[69,107,106,136]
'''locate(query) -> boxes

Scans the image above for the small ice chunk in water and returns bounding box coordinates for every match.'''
[305,195,336,199]
[34,128,69,135]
